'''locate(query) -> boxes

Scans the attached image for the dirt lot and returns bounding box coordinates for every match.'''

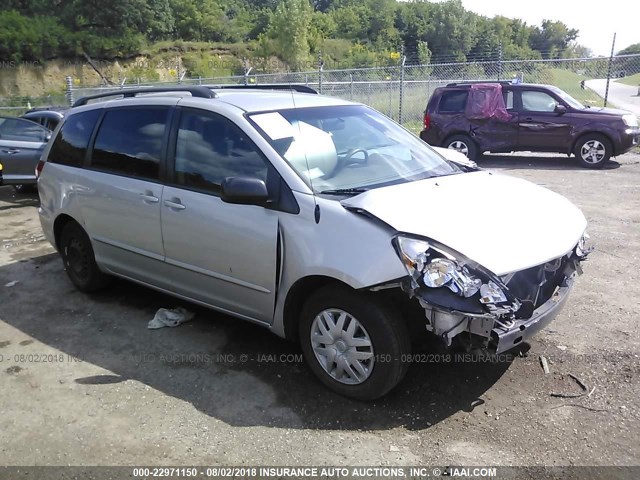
[0,152,639,469]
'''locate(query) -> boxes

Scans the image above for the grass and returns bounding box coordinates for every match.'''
[617,72,640,86]
[541,68,604,106]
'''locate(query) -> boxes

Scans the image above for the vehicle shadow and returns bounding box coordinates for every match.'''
[0,253,515,431]
[0,186,39,211]
[478,153,622,171]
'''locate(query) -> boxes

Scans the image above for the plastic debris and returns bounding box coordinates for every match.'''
[4,281,19,287]
[539,355,550,374]
[148,307,195,329]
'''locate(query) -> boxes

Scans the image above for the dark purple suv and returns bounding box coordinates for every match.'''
[420,82,640,168]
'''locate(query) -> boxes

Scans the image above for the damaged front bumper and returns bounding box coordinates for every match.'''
[490,284,570,354]
[391,233,591,354]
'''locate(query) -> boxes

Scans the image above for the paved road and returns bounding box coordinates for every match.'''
[585,78,640,116]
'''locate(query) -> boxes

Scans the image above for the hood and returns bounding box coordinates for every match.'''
[342,171,587,276]
[583,106,632,116]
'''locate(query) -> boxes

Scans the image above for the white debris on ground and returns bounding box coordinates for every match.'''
[148,307,195,329]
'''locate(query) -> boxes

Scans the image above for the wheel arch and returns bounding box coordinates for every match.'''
[571,131,615,156]
[282,275,356,342]
[53,214,80,251]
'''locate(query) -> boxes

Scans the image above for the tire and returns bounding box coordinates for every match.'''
[299,285,410,400]
[59,222,110,292]
[575,134,612,169]
[445,134,479,160]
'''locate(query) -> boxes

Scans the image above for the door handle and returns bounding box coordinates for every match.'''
[140,192,159,203]
[164,199,186,210]
[1,149,20,154]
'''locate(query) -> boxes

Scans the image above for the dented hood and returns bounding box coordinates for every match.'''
[342,171,587,276]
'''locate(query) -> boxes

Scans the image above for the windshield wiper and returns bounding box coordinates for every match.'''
[319,187,369,196]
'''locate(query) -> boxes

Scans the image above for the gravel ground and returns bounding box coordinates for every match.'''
[0,151,639,470]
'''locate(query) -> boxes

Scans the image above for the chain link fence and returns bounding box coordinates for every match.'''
[5,54,640,132]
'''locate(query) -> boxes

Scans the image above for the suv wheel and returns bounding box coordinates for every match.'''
[59,222,110,292]
[300,285,410,400]
[575,134,612,169]
[445,134,478,160]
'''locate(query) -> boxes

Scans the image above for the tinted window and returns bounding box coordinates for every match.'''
[503,90,514,110]
[521,91,558,112]
[0,117,48,142]
[174,109,267,194]
[438,91,468,113]
[48,110,100,167]
[92,108,168,181]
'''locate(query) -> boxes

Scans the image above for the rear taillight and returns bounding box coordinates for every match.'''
[423,112,431,130]
[35,160,45,178]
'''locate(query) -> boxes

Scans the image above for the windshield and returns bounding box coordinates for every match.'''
[549,86,585,109]
[249,105,460,194]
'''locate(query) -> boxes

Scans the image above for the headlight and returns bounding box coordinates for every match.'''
[394,236,482,298]
[622,114,639,127]
[576,231,594,258]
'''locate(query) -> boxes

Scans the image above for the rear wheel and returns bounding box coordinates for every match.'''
[300,285,410,400]
[575,134,612,169]
[59,222,110,292]
[445,134,479,160]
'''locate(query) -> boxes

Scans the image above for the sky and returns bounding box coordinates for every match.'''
[445,0,637,56]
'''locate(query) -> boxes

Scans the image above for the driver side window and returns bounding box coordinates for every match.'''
[173,109,268,194]
[521,91,558,112]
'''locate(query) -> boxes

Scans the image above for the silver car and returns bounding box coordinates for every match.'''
[37,86,591,399]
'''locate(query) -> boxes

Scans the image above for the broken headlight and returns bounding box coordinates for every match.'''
[394,236,482,298]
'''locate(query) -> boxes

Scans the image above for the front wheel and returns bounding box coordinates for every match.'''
[445,134,479,160]
[575,134,612,169]
[300,286,410,400]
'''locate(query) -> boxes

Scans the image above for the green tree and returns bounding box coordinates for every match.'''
[529,20,578,59]
[617,43,640,56]
[269,0,313,68]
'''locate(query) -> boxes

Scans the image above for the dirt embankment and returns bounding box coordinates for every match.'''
[0,56,187,97]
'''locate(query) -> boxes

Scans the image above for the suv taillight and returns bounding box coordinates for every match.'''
[423,112,431,130]
[35,160,45,178]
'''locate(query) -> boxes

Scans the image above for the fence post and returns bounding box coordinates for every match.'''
[604,33,616,107]
[350,74,354,100]
[243,57,252,86]
[318,51,324,94]
[65,76,73,106]
[497,42,503,81]
[399,49,406,125]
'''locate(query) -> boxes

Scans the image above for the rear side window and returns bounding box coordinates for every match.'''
[0,117,49,142]
[438,91,468,113]
[91,107,169,181]
[48,110,101,167]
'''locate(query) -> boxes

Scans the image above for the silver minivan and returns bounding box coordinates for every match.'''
[38,86,591,399]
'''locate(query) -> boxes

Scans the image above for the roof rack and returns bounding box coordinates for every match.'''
[206,84,318,94]
[72,86,215,107]
[446,81,513,87]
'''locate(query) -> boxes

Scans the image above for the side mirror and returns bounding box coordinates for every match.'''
[221,177,269,206]
[554,104,567,114]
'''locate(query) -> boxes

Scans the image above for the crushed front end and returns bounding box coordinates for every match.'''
[391,234,592,353]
